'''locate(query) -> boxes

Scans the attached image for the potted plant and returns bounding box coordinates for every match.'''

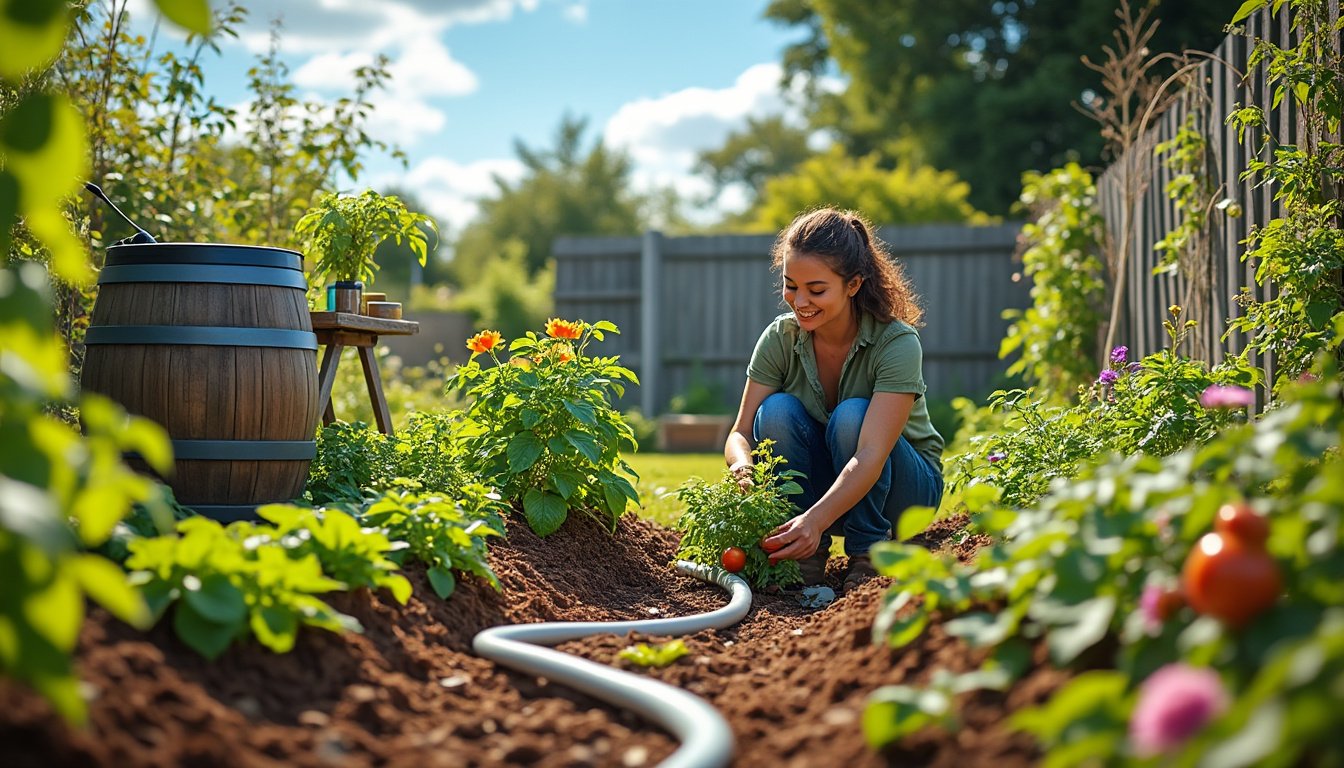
[294,189,436,312]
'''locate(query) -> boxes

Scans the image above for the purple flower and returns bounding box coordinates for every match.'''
[1200,385,1254,409]
[1111,346,1129,364]
[1098,369,1119,385]
[1127,362,1143,373]
[1129,664,1229,757]
[987,451,1007,464]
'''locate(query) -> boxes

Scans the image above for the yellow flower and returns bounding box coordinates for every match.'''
[545,318,583,340]
[466,330,503,356]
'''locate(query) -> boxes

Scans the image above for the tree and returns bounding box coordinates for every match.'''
[747,145,990,231]
[694,115,814,211]
[764,0,1231,215]
[450,115,645,280]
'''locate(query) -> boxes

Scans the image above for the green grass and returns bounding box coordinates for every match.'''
[623,452,724,527]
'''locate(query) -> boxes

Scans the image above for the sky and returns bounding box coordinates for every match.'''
[129,0,819,237]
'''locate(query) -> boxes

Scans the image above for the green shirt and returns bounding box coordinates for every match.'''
[746,311,945,470]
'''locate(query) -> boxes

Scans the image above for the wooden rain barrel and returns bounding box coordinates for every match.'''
[80,243,320,522]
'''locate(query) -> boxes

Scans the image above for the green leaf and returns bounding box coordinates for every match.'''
[563,400,597,425]
[896,505,936,542]
[173,603,238,660]
[603,482,628,518]
[1039,595,1115,665]
[522,488,568,537]
[521,409,543,428]
[551,469,583,500]
[618,639,689,668]
[382,574,413,605]
[251,606,299,653]
[506,431,544,472]
[70,554,149,628]
[152,0,213,37]
[862,685,948,748]
[0,0,69,79]
[24,571,82,652]
[182,574,247,624]
[564,431,603,464]
[1230,0,1268,23]
[427,565,457,598]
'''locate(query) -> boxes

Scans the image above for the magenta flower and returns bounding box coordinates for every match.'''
[1127,362,1143,373]
[1200,385,1254,409]
[987,451,1007,464]
[1098,369,1119,385]
[1129,664,1229,757]
[1111,346,1129,364]
[1139,584,1165,635]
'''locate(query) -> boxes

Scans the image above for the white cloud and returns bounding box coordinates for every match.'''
[294,37,477,97]
[562,2,588,24]
[377,156,528,236]
[232,0,540,54]
[603,63,833,222]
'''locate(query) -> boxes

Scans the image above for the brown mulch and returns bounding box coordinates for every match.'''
[0,511,1068,767]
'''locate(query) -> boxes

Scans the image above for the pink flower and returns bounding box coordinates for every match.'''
[987,451,1007,464]
[1139,584,1165,635]
[1200,385,1254,409]
[1129,664,1229,757]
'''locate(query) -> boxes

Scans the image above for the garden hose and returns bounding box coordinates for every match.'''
[472,560,752,768]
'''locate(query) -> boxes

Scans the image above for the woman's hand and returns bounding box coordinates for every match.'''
[761,514,824,564]
[730,462,754,493]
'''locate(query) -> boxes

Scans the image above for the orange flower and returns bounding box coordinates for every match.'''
[466,330,503,356]
[555,344,575,363]
[545,318,583,340]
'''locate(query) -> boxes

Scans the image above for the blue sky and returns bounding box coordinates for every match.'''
[134,0,818,234]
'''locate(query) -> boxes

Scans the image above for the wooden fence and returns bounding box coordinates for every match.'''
[1097,6,1338,382]
[553,224,1029,416]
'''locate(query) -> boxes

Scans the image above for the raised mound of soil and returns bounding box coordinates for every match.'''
[0,513,1067,767]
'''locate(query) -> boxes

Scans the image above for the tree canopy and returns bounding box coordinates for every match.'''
[763,0,1232,214]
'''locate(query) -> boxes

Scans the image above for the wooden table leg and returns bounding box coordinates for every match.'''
[317,343,344,426]
[358,344,393,435]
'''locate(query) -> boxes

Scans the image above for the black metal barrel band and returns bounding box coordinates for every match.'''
[84,325,318,350]
[97,264,309,289]
[170,439,317,461]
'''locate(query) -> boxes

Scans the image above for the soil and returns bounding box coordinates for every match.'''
[0,512,1069,767]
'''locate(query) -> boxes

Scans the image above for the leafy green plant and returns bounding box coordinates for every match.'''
[866,366,1344,762]
[254,505,412,605]
[294,189,436,287]
[1000,163,1109,399]
[673,441,804,590]
[307,421,393,504]
[953,307,1260,509]
[307,413,477,505]
[358,486,505,599]
[1225,0,1343,390]
[125,516,360,660]
[1,265,171,723]
[619,639,689,668]
[448,319,641,537]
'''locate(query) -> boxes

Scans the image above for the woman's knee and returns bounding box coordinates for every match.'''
[754,392,809,439]
[826,398,869,450]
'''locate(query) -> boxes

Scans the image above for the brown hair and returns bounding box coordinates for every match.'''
[770,207,923,326]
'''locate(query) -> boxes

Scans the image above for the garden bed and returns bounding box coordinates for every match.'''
[0,513,1066,767]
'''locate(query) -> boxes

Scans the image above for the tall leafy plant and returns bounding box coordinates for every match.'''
[449,319,641,536]
[1000,163,1109,399]
[1225,0,1344,390]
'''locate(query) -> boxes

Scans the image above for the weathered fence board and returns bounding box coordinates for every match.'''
[555,224,1029,416]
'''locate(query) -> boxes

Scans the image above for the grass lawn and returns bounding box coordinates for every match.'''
[622,452,724,527]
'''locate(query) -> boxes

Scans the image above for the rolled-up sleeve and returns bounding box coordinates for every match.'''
[872,331,926,398]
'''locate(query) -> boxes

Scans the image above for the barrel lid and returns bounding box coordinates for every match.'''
[106,243,303,271]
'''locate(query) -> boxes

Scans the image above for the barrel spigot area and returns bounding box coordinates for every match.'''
[473,561,751,768]
[81,242,321,522]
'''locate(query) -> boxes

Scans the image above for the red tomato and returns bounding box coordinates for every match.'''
[1214,502,1270,547]
[1181,532,1281,628]
[721,546,747,573]
[761,537,783,554]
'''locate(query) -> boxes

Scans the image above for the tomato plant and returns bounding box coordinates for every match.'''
[674,440,804,590]
[721,546,747,573]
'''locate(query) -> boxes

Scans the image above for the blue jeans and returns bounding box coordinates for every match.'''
[753,393,943,556]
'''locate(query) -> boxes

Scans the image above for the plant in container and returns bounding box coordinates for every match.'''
[294,190,436,312]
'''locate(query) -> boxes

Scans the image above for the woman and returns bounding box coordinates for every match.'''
[725,207,944,592]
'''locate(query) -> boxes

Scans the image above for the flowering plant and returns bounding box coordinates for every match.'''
[449,319,641,536]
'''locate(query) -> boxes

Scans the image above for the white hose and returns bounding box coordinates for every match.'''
[472,560,752,768]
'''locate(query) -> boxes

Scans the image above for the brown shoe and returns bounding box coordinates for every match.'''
[798,550,830,585]
[842,553,879,593]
